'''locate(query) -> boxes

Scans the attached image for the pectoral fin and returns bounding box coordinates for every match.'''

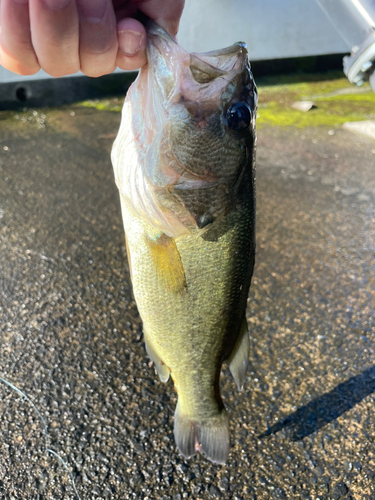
[147,233,186,294]
[228,317,249,391]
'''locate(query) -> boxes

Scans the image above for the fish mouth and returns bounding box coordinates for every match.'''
[194,42,247,58]
[143,13,250,81]
[192,44,250,78]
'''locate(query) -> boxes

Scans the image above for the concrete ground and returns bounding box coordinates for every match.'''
[0,75,375,500]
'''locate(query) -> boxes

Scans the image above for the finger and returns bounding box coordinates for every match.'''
[29,0,80,77]
[0,0,40,75]
[116,17,146,71]
[76,0,117,77]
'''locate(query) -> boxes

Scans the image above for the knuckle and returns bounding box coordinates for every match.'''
[0,57,40,75]
[0,44,40,74]
[82,42,117,58]
[17,66,40,76]
[83,67,115,78]
[45,65,80,78]
[81,60,116,78]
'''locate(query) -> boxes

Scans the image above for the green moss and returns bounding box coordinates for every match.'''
[316,92,375,102]
[78,99,123,112]
[257,77,375,128]
[259,77,352,98]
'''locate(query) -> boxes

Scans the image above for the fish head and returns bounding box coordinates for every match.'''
[112,19,257,236]
[146,23,258,185]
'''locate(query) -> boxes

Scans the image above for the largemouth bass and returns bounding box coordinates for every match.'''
[112,18,257,464]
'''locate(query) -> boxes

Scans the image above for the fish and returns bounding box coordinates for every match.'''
[111,17,257,464]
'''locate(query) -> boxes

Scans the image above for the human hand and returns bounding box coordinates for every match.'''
[0,0,185,77]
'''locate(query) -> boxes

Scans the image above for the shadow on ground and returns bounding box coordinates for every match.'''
[261,366,375,441]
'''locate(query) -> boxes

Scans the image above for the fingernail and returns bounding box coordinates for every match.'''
[77,0,106,21]
[118,30,143,56]
[42,0,70,10]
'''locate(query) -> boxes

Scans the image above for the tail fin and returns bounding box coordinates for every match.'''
[174,403,229,464]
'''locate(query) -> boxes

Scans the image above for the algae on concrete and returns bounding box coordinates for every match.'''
[257,75,375,129]
[78,99,123,113]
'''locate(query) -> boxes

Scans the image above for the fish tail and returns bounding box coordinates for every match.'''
[174,403,229,464]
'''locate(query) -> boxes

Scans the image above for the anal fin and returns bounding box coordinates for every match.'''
[228,316,249,391]
[146,233,186,294]
[144,335,170,383]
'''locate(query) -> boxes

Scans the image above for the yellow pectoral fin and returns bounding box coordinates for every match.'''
[146,233,187,294]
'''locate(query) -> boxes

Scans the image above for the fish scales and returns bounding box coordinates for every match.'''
[112,17,257,464]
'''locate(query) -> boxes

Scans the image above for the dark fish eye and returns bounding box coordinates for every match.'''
[226,102,252,132]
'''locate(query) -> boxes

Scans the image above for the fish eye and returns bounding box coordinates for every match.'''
[226,102,252,132]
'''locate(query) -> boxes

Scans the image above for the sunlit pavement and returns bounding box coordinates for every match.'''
[0,77,374,499]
